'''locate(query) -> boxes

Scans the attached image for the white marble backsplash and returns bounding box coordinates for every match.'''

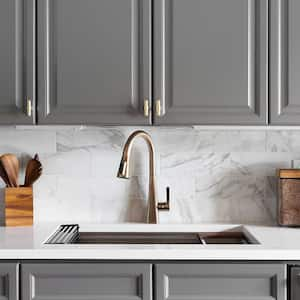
[0,126,298,225]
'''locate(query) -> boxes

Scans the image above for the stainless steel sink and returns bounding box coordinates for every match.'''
[45,224,258,245]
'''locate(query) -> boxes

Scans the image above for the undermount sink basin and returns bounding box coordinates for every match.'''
[45,225,258,245]
[76,231,253,244]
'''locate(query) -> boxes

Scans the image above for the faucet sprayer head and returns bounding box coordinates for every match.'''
[117,158,129,179]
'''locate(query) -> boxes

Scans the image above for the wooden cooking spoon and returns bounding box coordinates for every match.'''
[0,154,19,187]
[0,160,11,187]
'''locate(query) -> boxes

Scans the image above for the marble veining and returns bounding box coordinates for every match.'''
[0,126,299,225]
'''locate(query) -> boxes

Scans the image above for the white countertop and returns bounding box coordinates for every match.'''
[0,223,300,260]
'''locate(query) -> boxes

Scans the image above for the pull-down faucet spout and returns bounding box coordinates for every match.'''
[117,130,169,224]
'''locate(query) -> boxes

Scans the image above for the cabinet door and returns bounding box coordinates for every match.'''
[37,0,151,125]
[0,263,19,300]
[153,0,267,125]
[270,0,300,125]
[155,264,285,300]
[0,0,35,124]
[22,263,152,300]
[291,267,300,300]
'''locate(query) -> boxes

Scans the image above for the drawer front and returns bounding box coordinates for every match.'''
[155,264,285,300]
[22,263,151,300]
[0,263,18,300]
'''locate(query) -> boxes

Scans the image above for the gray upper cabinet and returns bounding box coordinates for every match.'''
[37,0,151,125]
[22,263,152,300]
[153,0,268,125]
[270,0,300,125]
[0,263,19,300]
[6,0,300,126]
[155,264,285,300]
[0,0,35,124]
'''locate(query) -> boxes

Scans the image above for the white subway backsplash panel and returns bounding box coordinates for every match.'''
[0,126,297,225]
[0,128,56,154]
[266,131,300,152]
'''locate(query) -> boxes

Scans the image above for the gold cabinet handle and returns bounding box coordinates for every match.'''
[27,99,32,117]
[144,99,150,117]
[155,99,162,117]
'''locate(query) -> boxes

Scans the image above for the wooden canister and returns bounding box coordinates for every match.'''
[4,187,33,226]
[278,169,300,226]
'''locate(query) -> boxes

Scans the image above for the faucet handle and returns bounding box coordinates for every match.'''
[157,187,170,210]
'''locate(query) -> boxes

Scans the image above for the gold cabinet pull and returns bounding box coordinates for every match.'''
[27,99,32,117]
[155,99,161,117]
[144,99,150,117]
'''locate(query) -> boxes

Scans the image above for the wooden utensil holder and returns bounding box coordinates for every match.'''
[4,187,33,226]
[278,169,300,226]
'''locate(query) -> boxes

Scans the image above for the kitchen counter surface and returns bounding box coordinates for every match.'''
[0,223,300,260]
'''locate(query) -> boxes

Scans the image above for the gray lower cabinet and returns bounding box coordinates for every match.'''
[22,263,152,300]
[0,0,35,124]
[270,0,300,125]
[18,262,289,300]
[291,267,300,300]
[0,263,19,300]
[37,0,151,125]
[155,264,285,300]
[153,0,268,125]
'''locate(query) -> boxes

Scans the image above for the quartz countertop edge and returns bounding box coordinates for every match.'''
[0,223,299,260]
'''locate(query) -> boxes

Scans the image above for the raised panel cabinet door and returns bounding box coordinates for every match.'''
[0,263,19,300]
[153,0,267,125]
[0,0,35,124]
[155,264,285,300]
[291,267,300,300]
[37,0,151,125]
[270,0,300,125]
[22,263,152,300]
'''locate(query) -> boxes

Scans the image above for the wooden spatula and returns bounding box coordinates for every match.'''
[24,155,42,187]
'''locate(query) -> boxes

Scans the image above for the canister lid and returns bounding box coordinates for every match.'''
[277,169,300,178]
